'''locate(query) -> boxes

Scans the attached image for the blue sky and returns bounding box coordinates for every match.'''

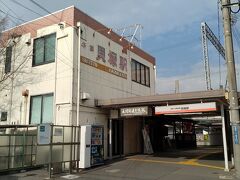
[1,0,240,93]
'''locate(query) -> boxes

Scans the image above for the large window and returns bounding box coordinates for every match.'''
[5,46,12,73]
[30,93,53,124]
[33,33,56,66]
[131,59,150,87]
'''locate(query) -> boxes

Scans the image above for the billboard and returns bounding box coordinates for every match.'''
[155,102,217,115]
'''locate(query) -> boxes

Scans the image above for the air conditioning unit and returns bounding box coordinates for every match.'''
[81,92,90,100]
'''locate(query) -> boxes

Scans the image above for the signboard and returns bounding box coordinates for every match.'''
[120,106,150,117]
[81,56,127,79]
[37,124,51,145]
[234,126,239,144]
[155,102,217,115]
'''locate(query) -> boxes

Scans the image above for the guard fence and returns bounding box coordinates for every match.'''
[0,124,80,178]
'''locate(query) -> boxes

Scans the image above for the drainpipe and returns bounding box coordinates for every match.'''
[76,22,81,126]
[53,33,59,125]
[9,40,16,124]
[22,89,29,124]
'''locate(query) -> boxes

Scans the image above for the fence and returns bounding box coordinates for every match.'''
[0,124,80,178]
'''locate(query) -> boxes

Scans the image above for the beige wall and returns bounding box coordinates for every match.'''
[79,23,155,102]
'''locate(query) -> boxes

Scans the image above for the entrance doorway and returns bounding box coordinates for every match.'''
[112,119,123,156]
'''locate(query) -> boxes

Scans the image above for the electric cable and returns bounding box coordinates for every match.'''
[28,0,73,27]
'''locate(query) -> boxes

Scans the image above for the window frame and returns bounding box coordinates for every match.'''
[32,33,56,66]
[131,59,150,87]
[29,93,53,124]
[5,46,12,73]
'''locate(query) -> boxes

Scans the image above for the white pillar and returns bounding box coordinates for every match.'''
[221,104,229,172]
[109,119,112,159]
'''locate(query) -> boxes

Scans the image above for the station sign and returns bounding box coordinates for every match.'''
[155,102,217,115]
[120,106,151,117]
[37,124,51,145]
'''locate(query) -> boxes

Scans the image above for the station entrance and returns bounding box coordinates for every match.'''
[101,90,232,171]
[145,116,196,152]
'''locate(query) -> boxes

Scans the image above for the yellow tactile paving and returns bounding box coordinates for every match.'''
[127,150,225,170]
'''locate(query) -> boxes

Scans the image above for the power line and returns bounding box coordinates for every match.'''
[10,0,43,18]
[0,10,74,70]
[28,0,73,27]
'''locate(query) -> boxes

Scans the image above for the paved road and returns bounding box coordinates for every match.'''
[0,147,237,180]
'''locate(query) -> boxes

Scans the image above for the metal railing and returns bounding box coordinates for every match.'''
[0,124,80,178]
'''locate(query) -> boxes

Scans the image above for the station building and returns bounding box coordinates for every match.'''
[0,6,156,159]
[0,7,234,171]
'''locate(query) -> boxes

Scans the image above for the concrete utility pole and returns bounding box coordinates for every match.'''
[221,0,240,177]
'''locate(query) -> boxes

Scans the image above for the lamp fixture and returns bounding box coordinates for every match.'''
[107,29,112,34]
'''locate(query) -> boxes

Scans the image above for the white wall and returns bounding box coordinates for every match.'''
[0,21,156,160]
[0,24,75,126]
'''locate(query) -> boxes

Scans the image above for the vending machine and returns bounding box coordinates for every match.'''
[79,125,104,168]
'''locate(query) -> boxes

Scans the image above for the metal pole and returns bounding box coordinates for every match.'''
[221,0,240,177]
[109,119,112,159]
[69,126,73,174]
[77,125,80,172]
[175,80,180,93]
[49,124,53,179]
[221,104,229,171]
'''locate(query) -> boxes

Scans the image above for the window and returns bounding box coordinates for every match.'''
[5,46,12,73]
[131,59,150,87]
[30,93,53,124]
[136,62,141,83]
[145,67,150,86]
[0,112,7,121]
[131,61,136,81]
[141,64,145,85]
[33,33,56,66]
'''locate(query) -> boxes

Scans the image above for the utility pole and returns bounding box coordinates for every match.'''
[221,0,240,177]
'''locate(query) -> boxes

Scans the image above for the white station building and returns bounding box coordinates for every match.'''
[0,6,156,159]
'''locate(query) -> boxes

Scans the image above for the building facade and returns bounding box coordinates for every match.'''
[0,6,155,158]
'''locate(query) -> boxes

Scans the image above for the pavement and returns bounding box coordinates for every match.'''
[0,147,238,180]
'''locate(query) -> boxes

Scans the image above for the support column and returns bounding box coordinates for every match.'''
[221,0,240,177]
[221,104,229,172]
[109,119,112,160]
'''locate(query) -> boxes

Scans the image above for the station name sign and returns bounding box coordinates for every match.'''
[120,106,151,117]
[155,102,217,115]
[81,56,127,79]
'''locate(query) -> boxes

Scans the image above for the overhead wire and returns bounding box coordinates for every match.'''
[0,8,74,70]
[10,0,44,18]
[28,0,73,27]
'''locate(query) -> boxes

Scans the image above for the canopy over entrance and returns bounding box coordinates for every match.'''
[97,89,235,171]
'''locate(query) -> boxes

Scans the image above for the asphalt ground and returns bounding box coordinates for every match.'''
[0,146,238,180]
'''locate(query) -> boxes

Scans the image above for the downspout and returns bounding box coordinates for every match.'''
[9,40,16,124]
[76,22,81,126]
[53,32,59,125]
